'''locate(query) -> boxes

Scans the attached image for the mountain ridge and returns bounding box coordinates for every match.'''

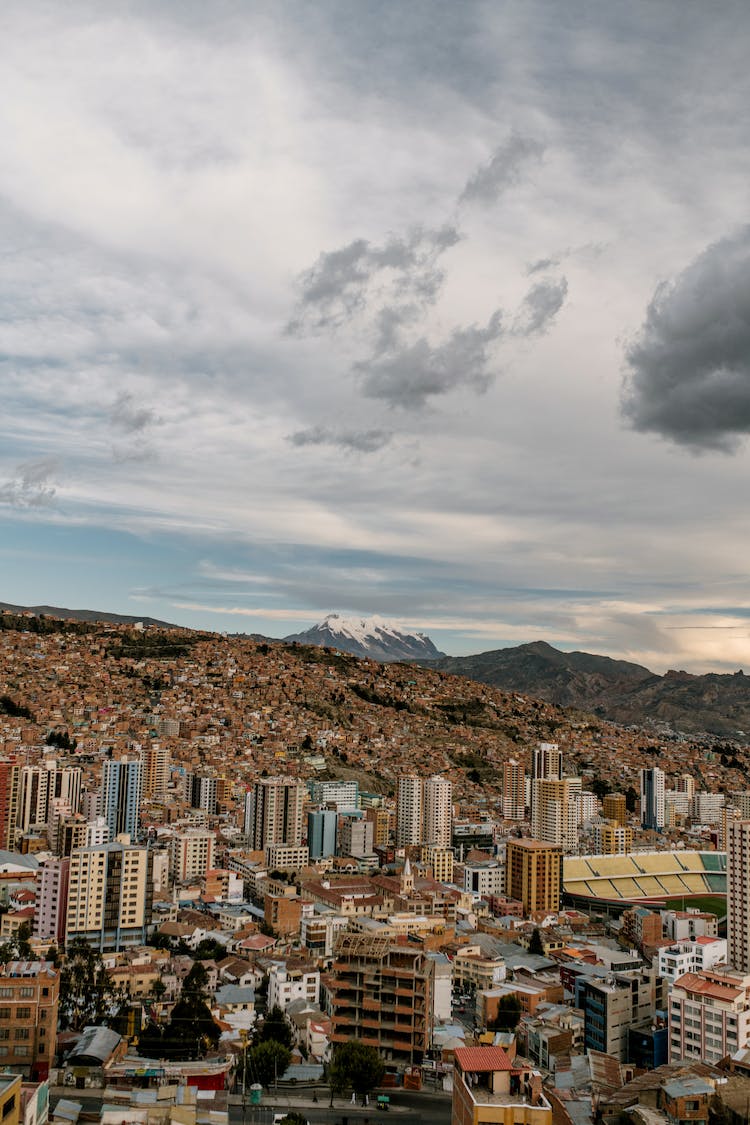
[422,639,750,736]
[283,612,446,662]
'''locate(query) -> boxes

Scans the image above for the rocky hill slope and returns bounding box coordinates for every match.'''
[424,640,750,736]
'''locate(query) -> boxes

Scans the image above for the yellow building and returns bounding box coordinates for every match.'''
[593,822,633,855]
[452,1045,552,1125]
[602,794,627,825]
[426,846,454,884]
[65,838,151,951]
[506,838,562,916]
[0,1075,21,1125]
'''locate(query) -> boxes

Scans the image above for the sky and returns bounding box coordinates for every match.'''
[2,1,750,673]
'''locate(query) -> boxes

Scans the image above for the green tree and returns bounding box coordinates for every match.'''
[257,1004,292,1049]
[528,928,544,956]
[0,921,33,962]
[490,993,522,1032]
[59,938,124,1031]
[245,1040,291,1090]
[330,1040,385,1101]
[276,1115,307,1125]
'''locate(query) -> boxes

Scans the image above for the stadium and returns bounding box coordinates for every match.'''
[562,850,727,915]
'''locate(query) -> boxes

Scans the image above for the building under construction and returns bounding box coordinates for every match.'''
[328,932,432,1064]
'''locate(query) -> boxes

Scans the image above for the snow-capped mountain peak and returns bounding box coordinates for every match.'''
[284,612,445,662]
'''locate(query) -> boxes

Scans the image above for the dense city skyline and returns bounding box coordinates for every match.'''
[2,2,750,672]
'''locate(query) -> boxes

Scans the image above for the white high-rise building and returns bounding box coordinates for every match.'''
[396,775,423,846]
[728,819,750,973]
[423,776,452,847]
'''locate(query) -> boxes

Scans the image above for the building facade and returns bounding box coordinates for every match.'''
[506,838,562,915]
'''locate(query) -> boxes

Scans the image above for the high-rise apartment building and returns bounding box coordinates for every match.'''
[141,743,170,798]
[250,777,305,850]
[502,759,526,821]
[65,838,151,951]
[727,819,750,973]
[640,767,665,830]
[531,777,581,853]
[338,815,374,858]
[101,758,142,841]
[532,743,563,782]
[0,759,20,850]
[365,807,391,848]
[34,856,70,945]
[187,774,218,816]
[170,828,215,882]
[423,776,452,847]
[396,775,423,846]
[506,837,562,915]
[309,780,359,810]
[602,793,627,825]
[307,808,338,859]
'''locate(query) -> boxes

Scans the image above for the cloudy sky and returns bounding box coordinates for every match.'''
[2,0,750,672]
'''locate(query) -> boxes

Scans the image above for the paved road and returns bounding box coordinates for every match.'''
[50,1087,453,1125]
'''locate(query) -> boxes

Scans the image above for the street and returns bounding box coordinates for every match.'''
[50,1088,453,1125]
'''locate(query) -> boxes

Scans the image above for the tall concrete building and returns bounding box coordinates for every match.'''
[0,759,20,850]
[187,774,218,815]
[307,808,338,859]
[141,743,170,798]
[640,767,665,830]
[602,793,627,825]
[34,856,70,944]
[423,775,452,847]
[396,775,423,846]
[101,758,142,841]
[65,838,151,951]
[170,828,215,881]
[338,815,374,858]
[727,818,750,972]
[533,742,563,782]
[506,837,562,915]
[17,762,83,839]
[250,777,305,850]
[502,759,526,821]
[309,780,359,810]
[531,777,581,854]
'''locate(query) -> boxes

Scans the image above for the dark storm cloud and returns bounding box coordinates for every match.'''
[0,458,60,508]
[459,134,544,207]
[623,226,750,451]
[288,425,393,453]
[513,277,568,336]
[287,225,461,333]
[357,310,503,409]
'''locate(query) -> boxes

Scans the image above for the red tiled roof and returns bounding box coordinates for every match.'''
[454,1046,513,1072]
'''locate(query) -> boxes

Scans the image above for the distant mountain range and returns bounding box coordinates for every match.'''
[423,640,750,737]
[5,598,750,736]
[0,601,175,629]
[284,613,446,662]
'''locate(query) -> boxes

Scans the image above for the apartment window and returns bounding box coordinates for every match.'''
[16,1008,31,1019]
[0,990,11,999]
[2,1095,15,1117]
[0,1010,8,1021]
[15,1028,30,1040]
[19,988,34,998]
[0,1031,7,1041]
